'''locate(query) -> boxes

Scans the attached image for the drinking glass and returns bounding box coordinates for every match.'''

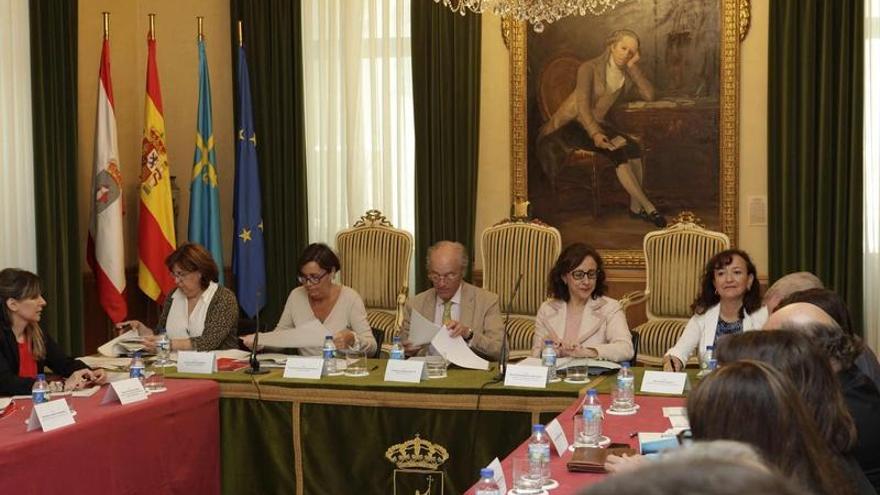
[564,365,587,383]
[144,360,166,393]
[425,355,448,379]
[344,349,368,377]
[512,455,544,494]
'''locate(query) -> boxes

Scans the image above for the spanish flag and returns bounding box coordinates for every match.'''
[137,30,176,302]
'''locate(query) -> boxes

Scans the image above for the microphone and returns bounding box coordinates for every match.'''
[496,273,524,381]
[245,292,269,375]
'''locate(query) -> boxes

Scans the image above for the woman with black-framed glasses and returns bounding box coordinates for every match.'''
[531,243,634,361]
[242,243,376,356]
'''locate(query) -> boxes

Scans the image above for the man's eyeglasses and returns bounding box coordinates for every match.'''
[298,271,328,285]
[570,269,599,281]
[428,272,461,283]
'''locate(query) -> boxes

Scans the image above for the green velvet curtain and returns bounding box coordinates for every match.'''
[29,0,84,355]
[230,0,310,326]
[411,2,482,291]
[768,0,864,332]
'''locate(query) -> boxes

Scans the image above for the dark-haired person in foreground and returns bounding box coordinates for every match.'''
[765,302,880,492]
[118,243,239,351]
[532,243,633,361]
[716,330,876,494]
[243,243,376,356]
[591,441,802,495]
[663,249,767,371]
[1,268,107,395]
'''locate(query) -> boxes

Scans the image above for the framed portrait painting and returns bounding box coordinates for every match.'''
[506,0,751,266]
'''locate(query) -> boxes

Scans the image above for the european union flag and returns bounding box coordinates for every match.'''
[189,38,224,284]
[233,45,267,317]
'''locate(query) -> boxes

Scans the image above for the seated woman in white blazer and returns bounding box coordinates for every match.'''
[532,243,634,361]
[663,249,768,371]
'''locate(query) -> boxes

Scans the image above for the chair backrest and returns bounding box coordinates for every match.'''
[481,218,562,316]
[335,210,413,310]
[643,212,730,319]
[537,55,582,121]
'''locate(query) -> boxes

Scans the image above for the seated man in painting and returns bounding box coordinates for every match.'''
[537,29,666,227]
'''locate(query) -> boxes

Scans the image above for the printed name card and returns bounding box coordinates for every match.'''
[176,351,217,374]
[282,357,324,379]
[640,371,688,395]
[101,377,149,405]
[27,399,76,432]
[545,418,569,456]
[486,457,507,494]
[504,364,549,389]
[384,360,426,383]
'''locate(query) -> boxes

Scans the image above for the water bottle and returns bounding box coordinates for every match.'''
[322,336,337,375]
[615,361,635,411]
[129,351,145,382]
[701,345,715,372]
[389,336,404,360]
[541,339,557,382]
[582,388,604,445]
[32,373,48,404]
[527,424,551,484]
[156,329,170,362]
[474,468,500,495]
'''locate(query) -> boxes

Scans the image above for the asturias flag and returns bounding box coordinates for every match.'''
[233,44,267,318]
[87,36,128,323]
[137,33,176,303]
[188,37,224,284]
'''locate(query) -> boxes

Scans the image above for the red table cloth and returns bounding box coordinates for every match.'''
[465,394,687,495]
[0,378,220,495]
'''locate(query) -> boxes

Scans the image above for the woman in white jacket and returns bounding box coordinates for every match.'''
[532,243,634,362]
[663,249,767,371]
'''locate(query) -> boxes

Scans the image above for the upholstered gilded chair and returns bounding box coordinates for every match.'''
[481,217,562,359]
[335,210,413,351]
[621,212,730,366]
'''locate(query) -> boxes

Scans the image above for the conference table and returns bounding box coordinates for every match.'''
[462,367,696,494]
[166,359,594,495]
[0,378,220,495]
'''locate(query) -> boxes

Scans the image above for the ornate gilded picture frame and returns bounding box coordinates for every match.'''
[507,0,750,267]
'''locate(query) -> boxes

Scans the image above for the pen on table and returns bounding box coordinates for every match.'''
[369,365,379,372]
[629,431,639,438]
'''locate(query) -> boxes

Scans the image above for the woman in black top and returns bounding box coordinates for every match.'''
[0,268,106,396]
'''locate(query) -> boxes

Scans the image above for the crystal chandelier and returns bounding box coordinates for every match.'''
[433,0,629,32]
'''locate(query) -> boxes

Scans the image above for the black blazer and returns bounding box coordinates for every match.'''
[840,366,880,493]
[0,321,88,396]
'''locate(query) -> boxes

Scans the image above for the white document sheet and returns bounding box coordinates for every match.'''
[408,311,441,346]
[556,357,621,371]
[258,319,329,348]
[430,330,489,370]
[213,349,252,360]
[97,329,143,357]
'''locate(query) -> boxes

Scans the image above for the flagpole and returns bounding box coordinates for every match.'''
[148,13,156,40]
[197,16,204,41]
[102,12,110,40]
[237,20,243,47]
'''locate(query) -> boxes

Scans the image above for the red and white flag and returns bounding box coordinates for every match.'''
[87,37,127,322]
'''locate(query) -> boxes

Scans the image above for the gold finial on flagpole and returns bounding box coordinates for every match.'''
[197,16,204,41]
[148,13,156,40]
[102,12,110,40]
[237,21,243,47]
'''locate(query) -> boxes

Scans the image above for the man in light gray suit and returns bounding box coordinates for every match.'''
[399,241,503,360]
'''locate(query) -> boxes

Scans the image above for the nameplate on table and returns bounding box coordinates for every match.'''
[283,357,324,379]
[27,399,75,432]
[176,351,217,374]
[384,360,426,383]
[545,418,569,456]
[640,371,687,395]
[486,457,507,493]
[101,377,148,405]
[504,364,549,389]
